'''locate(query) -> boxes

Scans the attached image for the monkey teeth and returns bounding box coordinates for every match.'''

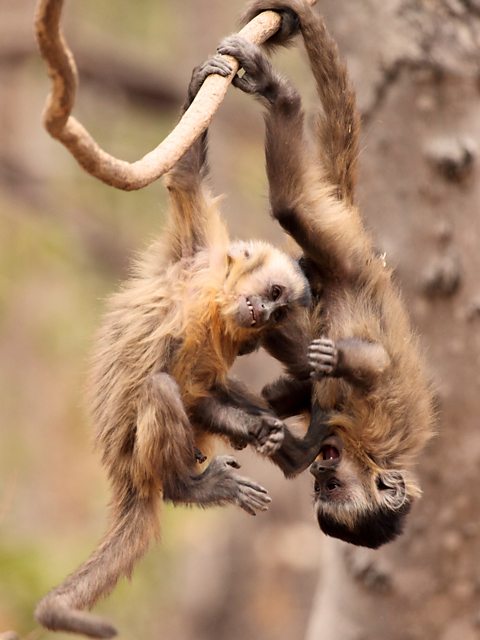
[246,298,256,326]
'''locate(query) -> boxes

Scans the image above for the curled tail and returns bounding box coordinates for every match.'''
[35,489,159,638]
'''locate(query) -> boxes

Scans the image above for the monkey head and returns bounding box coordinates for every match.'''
[310,434,414,549]
[221,240,311,335]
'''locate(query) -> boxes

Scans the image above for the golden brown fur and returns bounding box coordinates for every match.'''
[35,54,311,637]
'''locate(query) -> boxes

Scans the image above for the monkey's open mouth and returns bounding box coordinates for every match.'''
[246,297,257,326]
[320,445,340,461]
[319,435,342,462]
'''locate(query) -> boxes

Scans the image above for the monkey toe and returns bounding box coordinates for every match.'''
[236,481,271,515]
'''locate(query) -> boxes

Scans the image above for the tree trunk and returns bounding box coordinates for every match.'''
[306,2,480,639]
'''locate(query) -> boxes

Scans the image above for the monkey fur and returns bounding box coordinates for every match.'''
[219,0,435,549]
[34,51,312,638]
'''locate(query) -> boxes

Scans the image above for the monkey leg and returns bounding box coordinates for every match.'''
[192,378,285,456]
[134,372,197,493]
[260,310,313,380]
[308,337,391,388]
[138,374,271,515]
[164,53,233,262]
[262,375,312,419]
[163,455,271,517]
[270,404,331,478]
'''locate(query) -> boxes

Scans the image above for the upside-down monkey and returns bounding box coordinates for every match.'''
[215,0,435,548]
[34,44,314,638]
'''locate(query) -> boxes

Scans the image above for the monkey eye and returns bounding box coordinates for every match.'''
[325,478,341,492]
[271,284,283,301]
[244,249,250,258]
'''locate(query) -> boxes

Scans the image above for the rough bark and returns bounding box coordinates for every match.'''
[306,2,480,639]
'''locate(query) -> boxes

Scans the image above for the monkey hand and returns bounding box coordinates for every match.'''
[217,36,277,101]
[308,337,339,379]
[249,413,285,455]
[240,0,303,49]
[211,455,272,516]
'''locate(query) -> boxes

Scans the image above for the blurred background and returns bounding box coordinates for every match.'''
[1,1,480,639]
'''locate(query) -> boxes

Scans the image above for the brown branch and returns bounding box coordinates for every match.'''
[34,0,313,191]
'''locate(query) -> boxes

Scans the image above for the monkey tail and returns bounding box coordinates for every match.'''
[243,0,360,203]
[35,488,159,638]
[295,4,360,205]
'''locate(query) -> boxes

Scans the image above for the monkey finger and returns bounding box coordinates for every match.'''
[308,352,335,363]
[261,415,284,428]
[198,59,233,80]
[232,74,258,95]
[308,343,336,355]
[310,337,336,348]
[238,501,257,516]
[217,36,259,69]
[256,432,285,455]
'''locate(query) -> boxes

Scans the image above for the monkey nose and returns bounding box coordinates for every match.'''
[310,461,335,477]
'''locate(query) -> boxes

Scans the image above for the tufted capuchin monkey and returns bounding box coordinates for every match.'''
[217,0,435,549]
[34,47,314,638]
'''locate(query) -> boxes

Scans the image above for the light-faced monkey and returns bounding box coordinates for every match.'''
[34,46,313,638]
[217,0,435,549]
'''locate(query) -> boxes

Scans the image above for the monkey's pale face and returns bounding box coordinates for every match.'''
[221,240,310,333]
[310,435,412,548]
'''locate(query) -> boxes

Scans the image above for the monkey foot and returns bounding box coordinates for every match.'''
[213,455,271,516]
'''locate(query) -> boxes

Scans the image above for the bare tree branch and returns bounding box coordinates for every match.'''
[34,0,313,191]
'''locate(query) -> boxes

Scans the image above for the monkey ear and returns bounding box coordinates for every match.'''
[377,470,407,510]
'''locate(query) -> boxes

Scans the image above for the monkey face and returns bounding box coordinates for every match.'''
[310,437,412,548]
[222,240,311,332]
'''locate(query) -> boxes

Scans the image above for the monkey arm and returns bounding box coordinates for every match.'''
[163,56,233,260]
[260,312,312,380]
[309,337,391,389]
[242,0,359,205]
[220,15,372,282]
[191,378,285,455]
[192,377,323,477]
